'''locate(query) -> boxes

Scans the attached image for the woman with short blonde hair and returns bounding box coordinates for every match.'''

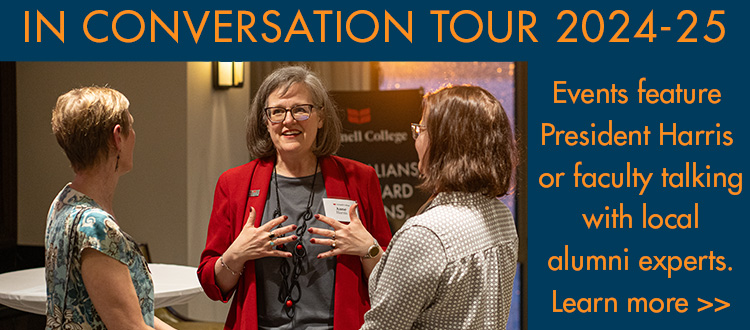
[46,86,173,330]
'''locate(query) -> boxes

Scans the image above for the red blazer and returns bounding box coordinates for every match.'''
[198,156,392,330]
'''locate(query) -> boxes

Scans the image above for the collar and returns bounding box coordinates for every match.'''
[60,183,99,208]
[424,191,491,212]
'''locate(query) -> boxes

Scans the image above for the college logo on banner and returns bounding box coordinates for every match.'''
[332,90,427,233]
[347,108,371,124]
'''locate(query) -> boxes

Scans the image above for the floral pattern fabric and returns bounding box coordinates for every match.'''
[45,184,154,330]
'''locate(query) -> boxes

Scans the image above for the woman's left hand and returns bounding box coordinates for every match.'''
[310,203,374,259]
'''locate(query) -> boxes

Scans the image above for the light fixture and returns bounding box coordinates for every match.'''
[213,61,244,89]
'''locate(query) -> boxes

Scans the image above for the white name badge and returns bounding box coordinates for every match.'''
[322,198,358,223]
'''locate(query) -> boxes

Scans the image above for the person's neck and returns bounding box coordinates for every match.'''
[69,164,119,218]
[275,152,319,178]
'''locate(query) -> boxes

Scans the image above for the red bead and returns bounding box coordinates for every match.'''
[286,300,293,307]
[296,244,303,250]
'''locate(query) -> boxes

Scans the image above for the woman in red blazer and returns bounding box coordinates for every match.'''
[198,66,392,330]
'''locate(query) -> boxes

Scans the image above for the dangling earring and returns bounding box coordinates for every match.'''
[115,154,120,172]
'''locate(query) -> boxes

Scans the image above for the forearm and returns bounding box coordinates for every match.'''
[154,316,176,330]
[213,250,246,295]
[360,246,383,279]
[210,215,297,297]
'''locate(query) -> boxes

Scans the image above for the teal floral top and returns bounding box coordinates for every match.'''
[44,184,154,330]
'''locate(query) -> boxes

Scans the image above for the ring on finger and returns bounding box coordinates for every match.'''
[269,232,276,239]
[331,240,336,248]
[269,240,276,246]
[331,231,336,240]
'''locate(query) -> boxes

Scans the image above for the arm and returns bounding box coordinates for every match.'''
[360,246,382,280]
[81,248,156,330]
[309,166,392,278]
[310,204,382,278]
[361,226,447,330]
[76,209,169,330]
[361,166,392,278]
[198,177,296,300]
[363,165,392,250]
[213,208,296,295]
[197,177,236,301]
[154,317,176,330]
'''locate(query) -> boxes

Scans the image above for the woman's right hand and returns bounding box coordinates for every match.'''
[224,207,297,264]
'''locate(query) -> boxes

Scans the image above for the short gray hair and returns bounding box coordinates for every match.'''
[246,66,342,159]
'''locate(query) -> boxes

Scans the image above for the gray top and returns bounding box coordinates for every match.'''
[362,191,519,330]
[256,172,336,330]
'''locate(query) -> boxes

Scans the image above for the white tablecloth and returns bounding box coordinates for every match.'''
[0,263,203,315]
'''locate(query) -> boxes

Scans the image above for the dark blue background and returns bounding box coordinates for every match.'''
[3,1,746,329]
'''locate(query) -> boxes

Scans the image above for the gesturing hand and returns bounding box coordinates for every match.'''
[309,203,374,259]
[226,207,297,263]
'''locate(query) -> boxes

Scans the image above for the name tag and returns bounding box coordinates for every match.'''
[322,198,358,223]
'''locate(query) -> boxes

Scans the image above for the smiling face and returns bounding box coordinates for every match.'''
[266,83,323,158]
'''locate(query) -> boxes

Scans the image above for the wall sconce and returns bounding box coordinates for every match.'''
[213,61,244,89]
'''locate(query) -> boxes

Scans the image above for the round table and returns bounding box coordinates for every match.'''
[0,263,203,315]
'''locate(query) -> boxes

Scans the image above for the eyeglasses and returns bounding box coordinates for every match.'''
[410,123,427,140]
[264,104,317,123]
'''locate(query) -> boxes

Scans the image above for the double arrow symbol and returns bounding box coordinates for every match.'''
[697,298,730,312]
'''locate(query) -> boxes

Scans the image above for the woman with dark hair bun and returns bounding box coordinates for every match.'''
[361,85,519,330]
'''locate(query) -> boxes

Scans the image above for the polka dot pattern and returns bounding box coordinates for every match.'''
[362,192,518,330]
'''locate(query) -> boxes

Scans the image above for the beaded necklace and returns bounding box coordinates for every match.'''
[272,157,319,317]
